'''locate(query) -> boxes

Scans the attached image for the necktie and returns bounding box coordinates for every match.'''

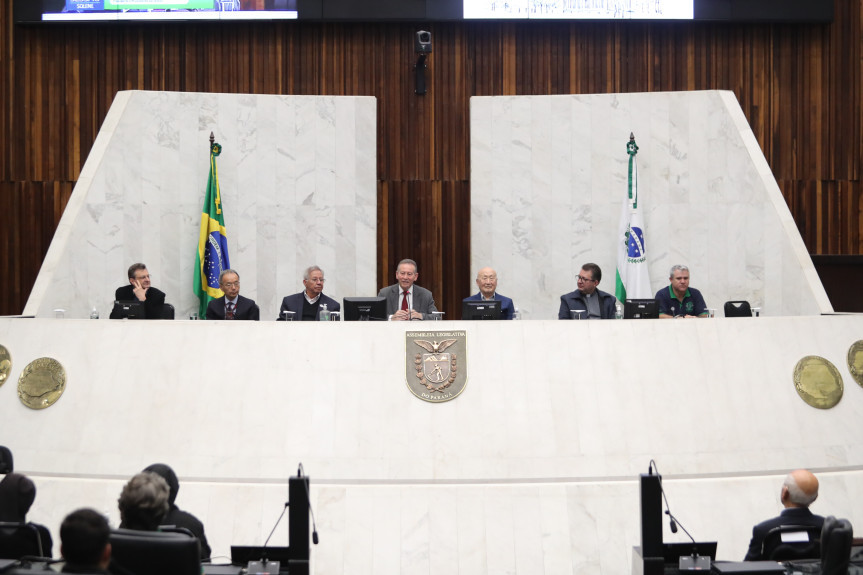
[401,291,409,311]
[226,301,235,320]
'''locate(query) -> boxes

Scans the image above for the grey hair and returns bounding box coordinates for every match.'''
[303,266,323,281]
[397,259,418,272]
[219,269,239,283]
[669,265,689,278]
[784,473,817,506]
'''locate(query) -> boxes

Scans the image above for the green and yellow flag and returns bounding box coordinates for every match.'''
[193,141,230,318]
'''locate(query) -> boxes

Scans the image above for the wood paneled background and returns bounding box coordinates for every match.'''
[1,1,860,316]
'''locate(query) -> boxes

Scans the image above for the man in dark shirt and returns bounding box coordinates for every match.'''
[277,265,340,321]
[143,463,211,561]
[110,263,166,319]
[655,264,708,318]
[60,508,112,573]
[744,469,825,561]
[558,263,617,320]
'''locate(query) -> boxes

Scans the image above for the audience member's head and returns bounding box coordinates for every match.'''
[0,473,37,522]
[60,508,111,569]
[0,446,12,474]
[143,463,179,508]
[118,472,170,531]
[782,469,819,508]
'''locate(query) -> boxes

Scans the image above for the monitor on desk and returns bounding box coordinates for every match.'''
[343,297,387,321]
[625,299,658,319]
[461,300,501,320]
[111,300,145,319]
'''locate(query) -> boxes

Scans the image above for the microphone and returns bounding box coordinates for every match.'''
[297,463,320,545]
[651,460,696,544]
[261,501,289,565]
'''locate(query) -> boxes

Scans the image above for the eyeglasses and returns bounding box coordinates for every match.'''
[576,275,595,283]
[221,281,240,287]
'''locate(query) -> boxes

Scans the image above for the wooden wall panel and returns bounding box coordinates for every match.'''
[2,1,862,315]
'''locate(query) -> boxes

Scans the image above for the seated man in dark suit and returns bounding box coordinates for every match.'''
[109,263,165,319]
[744,469,825,561]
[463,267,515,320]
[378,259,438,321]
[277,265,340,321]
[142,464,210,560]
[205,269,260,321]
[558,263,616,320]
[60,508,112,573]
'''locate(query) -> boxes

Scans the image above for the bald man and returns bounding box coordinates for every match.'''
[462,267,515,320]
[743,469,825,561]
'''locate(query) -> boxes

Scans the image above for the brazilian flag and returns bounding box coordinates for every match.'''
[193,142,230,318]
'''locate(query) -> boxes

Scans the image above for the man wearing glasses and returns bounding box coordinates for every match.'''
[276,265,340,321]
[558,263,617,320]
[205,269,260,320]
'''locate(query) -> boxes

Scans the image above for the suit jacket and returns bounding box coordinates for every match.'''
[110,285,166,320]
[558,288,617,319]
[277,292,340,321]
[743,507,825,561]
[378,284,438,320]
[463,292,515,320]
[205,295,260,321]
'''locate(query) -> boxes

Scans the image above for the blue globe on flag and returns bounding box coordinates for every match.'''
[627,226,645,258]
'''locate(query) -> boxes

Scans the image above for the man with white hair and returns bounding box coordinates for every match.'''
[743,469,824,561]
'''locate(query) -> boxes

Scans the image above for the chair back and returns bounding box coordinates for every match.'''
[724,300,752,317]
[161,303,175,320]
[821,516,853,575]
[109,528,200,575]
[0,522,44,559]
[762,524,822,561]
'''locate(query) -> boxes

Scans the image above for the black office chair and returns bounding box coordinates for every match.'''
[109,528,200,575]
[160,303,175,320]
[724,300,753,317]
[820,516,853,575]
[0,522,45,559]
[761,524,822,561]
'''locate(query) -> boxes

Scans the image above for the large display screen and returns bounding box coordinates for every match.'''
[464,0,693,20]
[38,0,297,21]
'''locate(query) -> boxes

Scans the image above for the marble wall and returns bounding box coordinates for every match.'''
[23,91,377,319]
[2,316,862,573]
[470,91,831,319]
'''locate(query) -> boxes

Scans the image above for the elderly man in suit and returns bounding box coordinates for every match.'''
[462,267,515,320]
[205,269,260,321]
[743,469,825,561]
[277,265,340,321]
[378,259,438,321]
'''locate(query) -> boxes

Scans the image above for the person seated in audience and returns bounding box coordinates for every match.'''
[205,269,260,320]
[0,446,13,474]
[276,265,340,321]
[60,508,112,573]
[558,263,616,319]
[744,469,824,561]
[463,267,515,320]
[142,464,211,560]
[109,263,166,320]
[655,264,708,318]
[0,472,53,557]
[117,472,170,531]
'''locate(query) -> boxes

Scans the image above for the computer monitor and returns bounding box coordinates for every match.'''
[461,300,501,320]
[624,299,658,319]
[111,300,146,319]
[342,297,387,321]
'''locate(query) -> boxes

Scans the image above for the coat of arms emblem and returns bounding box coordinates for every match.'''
[405,331,468,402]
